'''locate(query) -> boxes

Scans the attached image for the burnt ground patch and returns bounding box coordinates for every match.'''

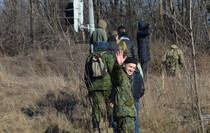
[21,107,45,118]
[44,124,70,133]
[21,88,91,131]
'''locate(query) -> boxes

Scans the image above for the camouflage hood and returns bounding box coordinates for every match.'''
[171,44,179,49]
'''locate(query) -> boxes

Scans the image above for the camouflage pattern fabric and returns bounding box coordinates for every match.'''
[112,63,136,131]
[162,44,185,79]
[92,90,113,128]
[116,39,131,57]
[115,117,135,133]
[85,51,114,130]
[85,51,114,91]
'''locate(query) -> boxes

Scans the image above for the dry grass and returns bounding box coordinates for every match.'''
[0,40,209,133]
[0,43,90,133]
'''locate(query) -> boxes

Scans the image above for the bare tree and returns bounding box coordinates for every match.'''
[189,0,205,132]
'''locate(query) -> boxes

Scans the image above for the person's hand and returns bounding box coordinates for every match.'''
[110,103,114,108]
[116,50,127,65]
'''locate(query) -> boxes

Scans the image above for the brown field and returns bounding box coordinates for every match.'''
[0,42,209,133]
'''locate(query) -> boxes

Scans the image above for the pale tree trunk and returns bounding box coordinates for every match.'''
[169,0,173,12]
[189,0,205,132]
[177,0,182,13]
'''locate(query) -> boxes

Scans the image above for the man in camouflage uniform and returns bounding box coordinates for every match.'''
[110,50,137,133]
[85,42,114,132]
[162,44,185,79]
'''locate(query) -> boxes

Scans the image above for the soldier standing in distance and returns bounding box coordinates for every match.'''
[137,21,151,80]
[161,44,185,79]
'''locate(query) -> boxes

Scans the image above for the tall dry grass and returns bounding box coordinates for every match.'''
[140,41,210,133]
[0,37,209,133]
[0,38,91,132]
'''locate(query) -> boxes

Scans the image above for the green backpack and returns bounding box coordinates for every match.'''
[89,51,107,79]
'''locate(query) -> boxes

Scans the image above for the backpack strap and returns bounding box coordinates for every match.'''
[101,51,107,55]
[92,51,106,57]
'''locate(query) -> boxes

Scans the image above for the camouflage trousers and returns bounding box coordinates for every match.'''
[91,90,113,129]
[115,117,135,133]
[166,68,181,79]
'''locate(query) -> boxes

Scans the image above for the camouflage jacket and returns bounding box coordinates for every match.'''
[162,45,185,72]
[112,63,137,118]
[85,51,114,91]
[116,39,131,57]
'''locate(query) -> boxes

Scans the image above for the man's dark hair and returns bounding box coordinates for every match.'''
[107,35,116,42]
[118,26,126,33]
[118,32,128,38]
[124,57,137,65]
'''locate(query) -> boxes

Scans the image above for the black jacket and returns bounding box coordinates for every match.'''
[132,67,145,101]
[120,36,138,59]
[137,21,151,63]
[107,41,119,61]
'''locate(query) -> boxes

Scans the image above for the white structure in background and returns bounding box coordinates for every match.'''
[73,0,95,53]
[73,0,84,32]
[59,0,95,53]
